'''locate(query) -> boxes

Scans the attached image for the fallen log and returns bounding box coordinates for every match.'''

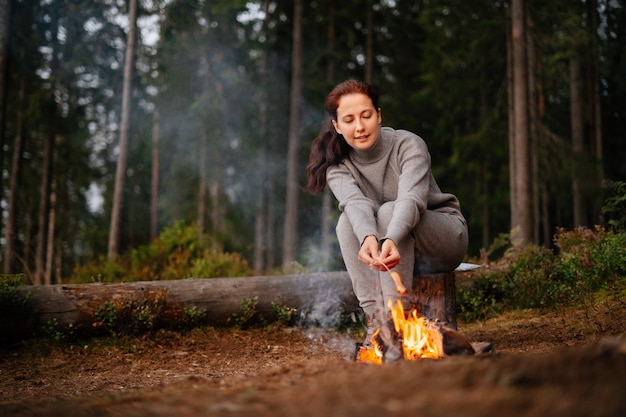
[2,265,479,343]
[1,272,359,342]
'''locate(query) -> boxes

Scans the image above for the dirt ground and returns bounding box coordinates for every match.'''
[1,297,625,417]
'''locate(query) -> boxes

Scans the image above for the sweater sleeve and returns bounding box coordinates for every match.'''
[383,132,431,245]
[327,163,379,245]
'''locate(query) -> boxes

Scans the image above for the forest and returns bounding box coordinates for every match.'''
[0,0,624,284]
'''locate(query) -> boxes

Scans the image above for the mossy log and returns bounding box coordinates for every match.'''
[1,272,359,342]
[2,268,466,342]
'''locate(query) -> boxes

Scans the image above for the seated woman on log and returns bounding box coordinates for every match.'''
[304,79,468,350]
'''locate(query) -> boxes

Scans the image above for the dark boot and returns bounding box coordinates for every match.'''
[380,317,403,362]
[362,312,382,348]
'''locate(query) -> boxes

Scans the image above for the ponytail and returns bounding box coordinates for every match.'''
[305,119,351,194]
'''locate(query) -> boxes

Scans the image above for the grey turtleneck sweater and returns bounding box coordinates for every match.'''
[326,127,464,246]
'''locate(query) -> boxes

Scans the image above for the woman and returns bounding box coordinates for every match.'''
[305,79,468,349]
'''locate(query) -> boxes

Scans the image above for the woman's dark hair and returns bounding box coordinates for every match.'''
[305,79,379,194]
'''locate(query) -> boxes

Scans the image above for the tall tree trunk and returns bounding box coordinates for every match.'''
[527,12,539,244]
[511,0,531,246]
[586,0,604,223]
[254,2,271,274]
[45,179,57,285]
[150,108,160,241]
[365,0,373,83]
[321,3,336,270]
[35,134,55,285]
[198,128,207,236]
[506,15,517,238]
[282,0,303,268]
[209,82,224,237]
[108,0,138,259]
[570,58,585,227]
[197,56,211,237]
[0,0,10,242]
[3,80,25,275]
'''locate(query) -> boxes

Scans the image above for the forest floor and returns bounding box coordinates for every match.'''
[1,297,625,417]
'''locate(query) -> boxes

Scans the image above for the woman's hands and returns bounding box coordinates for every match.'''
[358,235,400,271]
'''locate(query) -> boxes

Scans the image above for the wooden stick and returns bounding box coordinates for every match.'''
[380,262,408,296]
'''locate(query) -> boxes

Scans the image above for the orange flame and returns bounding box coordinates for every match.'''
[356,328,383,365]
[388,299,443,360]
[356,269,443,364]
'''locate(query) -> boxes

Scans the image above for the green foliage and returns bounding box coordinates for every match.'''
[555,227,626,301]
[271,302,297,326]
[69,222,252,283]
[179,306,208,331]
[458,227,626,322]
[229,296,265,329]
[191,251,252,278]
[602,180,626,231]
[41,318,77,344]
[93,289,168,337]
[0,275,32,315]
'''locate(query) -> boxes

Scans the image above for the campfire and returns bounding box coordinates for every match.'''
[357,268,446,364]
[357,299,444,364]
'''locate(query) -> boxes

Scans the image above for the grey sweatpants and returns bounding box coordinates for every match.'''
[336,201,468,318]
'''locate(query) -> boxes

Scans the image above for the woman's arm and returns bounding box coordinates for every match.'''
[327,163,379,245]
[384,132,432,245]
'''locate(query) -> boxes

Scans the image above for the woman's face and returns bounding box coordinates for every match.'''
[332,93,382,151]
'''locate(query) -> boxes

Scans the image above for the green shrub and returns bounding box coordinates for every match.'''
[93,289,168,337]
[555,227,626,302]
[457,227,626,323]
[69,221,252,283]
[0,274,32,314]
[602,180,626,231]
[457,270,506,321]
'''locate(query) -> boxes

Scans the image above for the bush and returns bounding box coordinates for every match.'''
[0,274,31,314]
[602,180,626,231]
[457,227,626,322]
[69,221,252,283]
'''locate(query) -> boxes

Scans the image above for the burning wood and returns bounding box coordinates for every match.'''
[356,270,478,364]
[389,299,443,360]
[357,329,383,365]
[357,300,444,364]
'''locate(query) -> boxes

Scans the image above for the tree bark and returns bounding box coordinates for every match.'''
[108,0,138,259]
[3,272,359,342]
[282,0,303,268]
[45,179,57,285]
[411,272,457,330]
[35,134,55,285]
[150,108,160,241]
[511,0,531,246]
[527,12,539,244]
[320,3,336,270]
[506,16,517,238]
[586,0,604,223]
[570,58,585,227]
[0,0,10,239]
[3,79,25,275]
[365,0,373,83]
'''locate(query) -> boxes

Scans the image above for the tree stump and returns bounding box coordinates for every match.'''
[411,272,457,330]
